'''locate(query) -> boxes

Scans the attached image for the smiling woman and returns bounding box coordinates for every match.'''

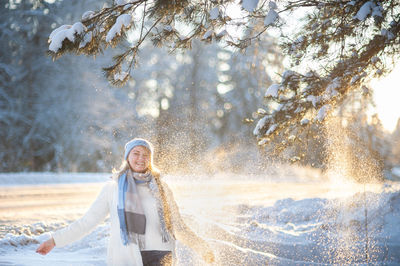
[36,138,215,266]
[371,64,400,133]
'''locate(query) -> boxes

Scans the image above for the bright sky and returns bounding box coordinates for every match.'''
[370,64,400,133]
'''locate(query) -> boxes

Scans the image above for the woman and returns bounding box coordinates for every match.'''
[36,138,215,265]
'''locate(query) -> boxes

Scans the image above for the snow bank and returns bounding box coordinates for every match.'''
[0,172,109,186]
[239,183,400,263]
[0,225,109,266]
[0,231,51,247]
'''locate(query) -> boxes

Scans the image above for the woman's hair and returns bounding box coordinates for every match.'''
[112,160,130,179]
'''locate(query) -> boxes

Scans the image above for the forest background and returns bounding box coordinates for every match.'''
[1,0,400,179]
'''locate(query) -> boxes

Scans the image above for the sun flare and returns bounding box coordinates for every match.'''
[371,64,400,133]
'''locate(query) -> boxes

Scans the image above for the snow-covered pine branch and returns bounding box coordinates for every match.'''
[252,0,400,154]
[47,0,400,153]
[47,0,285,86]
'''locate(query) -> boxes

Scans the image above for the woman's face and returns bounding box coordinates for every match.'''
[128,146,151,173]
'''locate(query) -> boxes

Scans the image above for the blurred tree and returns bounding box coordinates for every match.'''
[215,29,283,145]
[0,0,58,171]
[391,118,400,167]
[0,0,142,172]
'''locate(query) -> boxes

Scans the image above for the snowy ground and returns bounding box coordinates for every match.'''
[0,168,400,265]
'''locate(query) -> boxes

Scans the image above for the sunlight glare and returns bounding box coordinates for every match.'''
[370,64,400,132]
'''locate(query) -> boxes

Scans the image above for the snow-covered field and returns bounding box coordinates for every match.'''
[1,168,400,265]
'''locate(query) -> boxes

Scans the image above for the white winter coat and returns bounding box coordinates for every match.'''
[51,178,207,266]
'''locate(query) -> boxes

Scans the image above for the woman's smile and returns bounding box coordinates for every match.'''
[128,146,151,172]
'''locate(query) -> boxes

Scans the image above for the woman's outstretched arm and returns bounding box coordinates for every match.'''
[36,181,113,254]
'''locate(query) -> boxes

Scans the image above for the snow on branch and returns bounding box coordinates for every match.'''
[252,0,400,155]
[47,0,286,85]
[354,1,383,21]
[49,22,85,52]
[106,14,132,43]
[46,0,400,153]
[265,84,280,98]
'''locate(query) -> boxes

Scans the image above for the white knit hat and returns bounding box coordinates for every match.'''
[124,138,154,161]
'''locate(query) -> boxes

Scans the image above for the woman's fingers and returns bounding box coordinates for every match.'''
[36,238,55,255]
[36,243,50,255]
[36,243,48,255]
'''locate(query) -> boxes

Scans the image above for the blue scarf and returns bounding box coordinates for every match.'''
[117,170,171,248]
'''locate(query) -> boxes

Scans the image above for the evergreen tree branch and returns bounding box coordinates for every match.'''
[46,0,400,153]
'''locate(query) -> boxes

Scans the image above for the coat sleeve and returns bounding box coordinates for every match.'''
[51,181,113,247]
[161,181,211,254]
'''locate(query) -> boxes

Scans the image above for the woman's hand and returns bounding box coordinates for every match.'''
[36,237,55,255]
